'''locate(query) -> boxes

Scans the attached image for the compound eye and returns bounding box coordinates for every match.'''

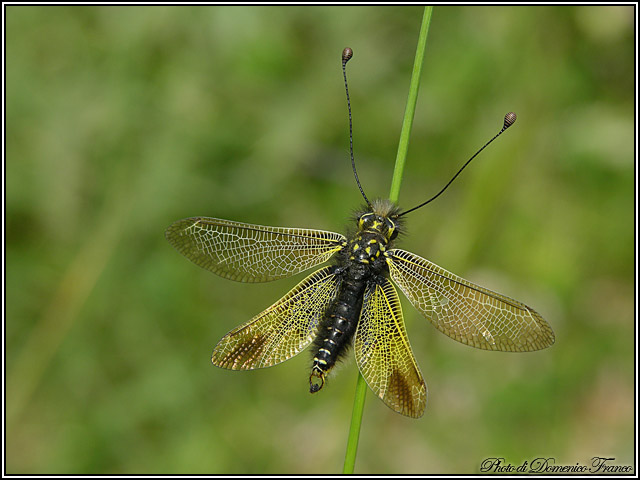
[359,213,373,229]
[385,219,398,240]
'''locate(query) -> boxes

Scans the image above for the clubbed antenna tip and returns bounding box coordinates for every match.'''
[503,112,517,130]
[342,47,353,64]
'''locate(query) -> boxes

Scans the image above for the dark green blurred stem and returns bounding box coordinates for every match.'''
[342,6,432,474]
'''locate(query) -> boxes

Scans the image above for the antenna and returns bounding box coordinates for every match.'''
[342,47,371,209]
[398,112,517,217]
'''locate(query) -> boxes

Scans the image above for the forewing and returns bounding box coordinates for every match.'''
[387,249,555,352]
[355,277,427,418]
[166,217,346,282]
[212,266,341,369]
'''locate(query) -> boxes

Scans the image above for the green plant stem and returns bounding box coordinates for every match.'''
[342,372,368,474]
[342,6,433,474]
[389,7,433,203]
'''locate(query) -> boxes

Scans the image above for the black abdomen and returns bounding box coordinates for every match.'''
[309,271,366,393]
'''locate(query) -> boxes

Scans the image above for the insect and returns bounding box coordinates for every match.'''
[166,48,555,418]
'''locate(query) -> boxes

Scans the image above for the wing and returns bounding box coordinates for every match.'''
[355,277,427,418]
[387,249,555,352]
[166,217,346,283]
[212,266,341,369]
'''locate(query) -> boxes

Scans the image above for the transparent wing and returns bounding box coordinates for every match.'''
[212,266,341,369]
[355,277,427,418]
[166,217,346,283]
[387,249,555,352]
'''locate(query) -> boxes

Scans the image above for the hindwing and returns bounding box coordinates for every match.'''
[212,266,341,369]
[355,277,427,418]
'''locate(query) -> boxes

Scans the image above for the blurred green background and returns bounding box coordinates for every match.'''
[6,5,634,474]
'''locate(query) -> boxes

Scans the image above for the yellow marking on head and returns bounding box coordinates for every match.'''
[372,220,381,229]
[353,243,360,251]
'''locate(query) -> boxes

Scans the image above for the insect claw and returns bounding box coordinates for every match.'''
[309,371,325,393]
